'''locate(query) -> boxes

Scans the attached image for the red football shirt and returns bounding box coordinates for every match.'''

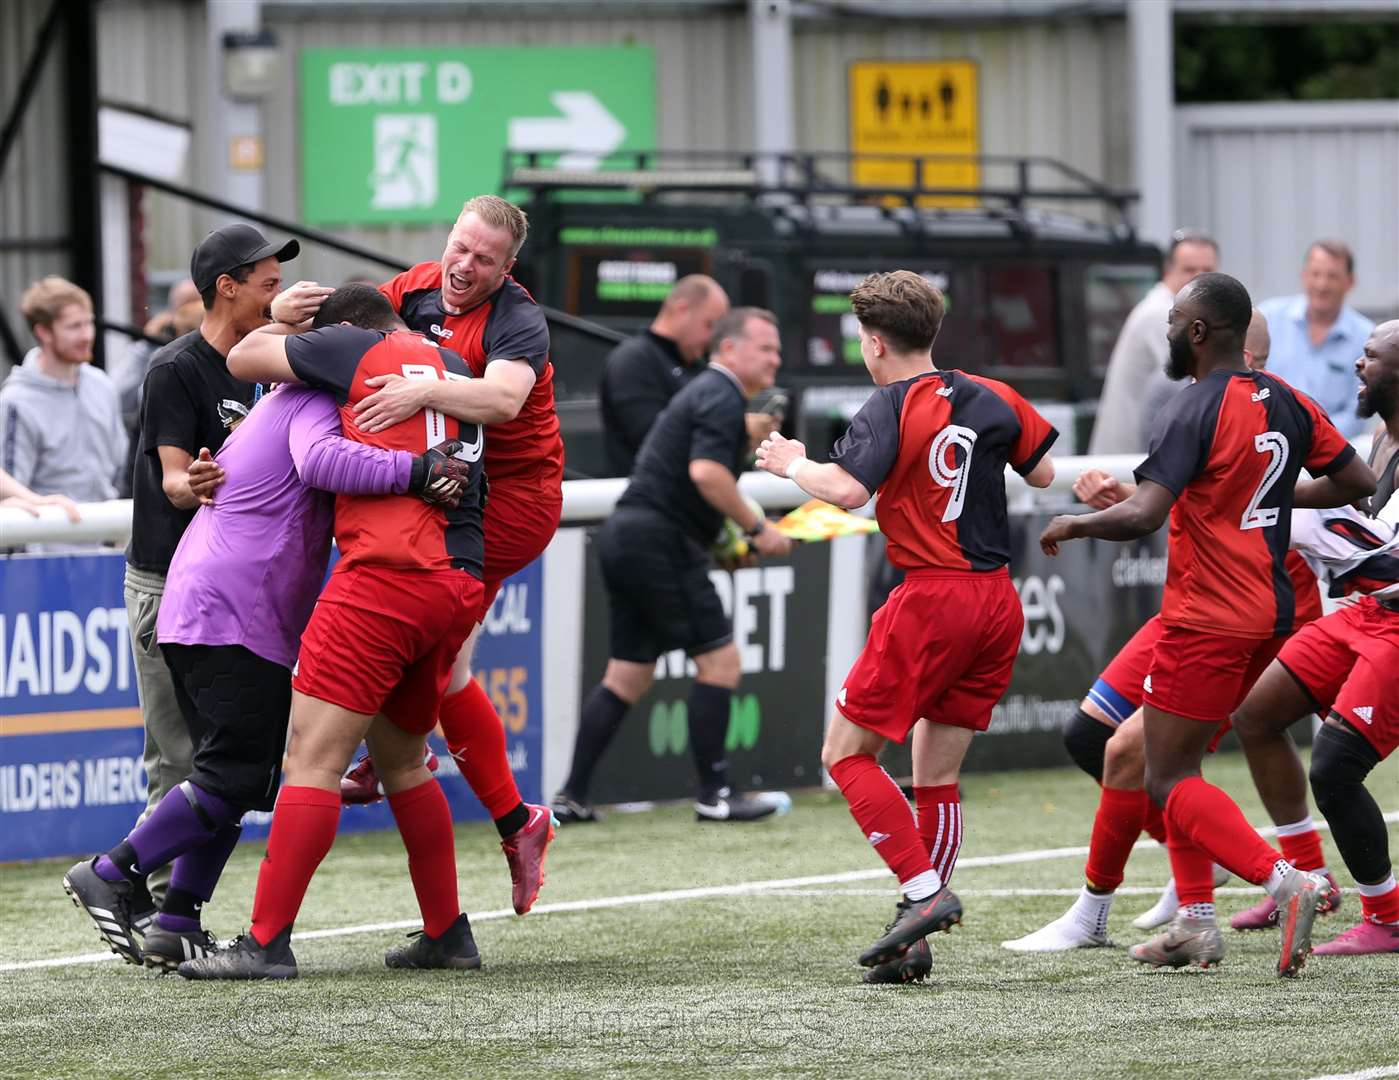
[831,370,1057,571]
[1134,370,1354,638]
[381,263,562,487]
[285,326,486,576]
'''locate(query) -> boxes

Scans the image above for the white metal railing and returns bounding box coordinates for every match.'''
[0,453,1145,548]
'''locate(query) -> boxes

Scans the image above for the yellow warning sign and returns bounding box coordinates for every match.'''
[850,60,979,208]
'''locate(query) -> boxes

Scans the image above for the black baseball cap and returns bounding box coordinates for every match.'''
[190,223,299,295]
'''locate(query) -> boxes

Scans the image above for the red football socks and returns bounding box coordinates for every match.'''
[830,754,930,886]
[439,680,524,820]
[1165,809,1217,905]
[1275,821,1326,872]
[387,778,460,938]
[1142,799,1168,846]
[1359,878,1399,925]
[250,785,341,944]
[1166,775,1280,886]
[914,784,963,886]
[1085,786,1148,893]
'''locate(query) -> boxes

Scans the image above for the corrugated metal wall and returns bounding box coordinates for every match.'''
[1176,101,1399,318]
[259,5,752,283]
[793,15,1131,202]
[97,0,221,281]
[0,0,73,335]
[91,1,1134,285]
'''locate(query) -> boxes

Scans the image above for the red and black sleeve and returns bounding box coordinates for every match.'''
[976,377,1059,475]
[284,326,383,404]
[482,281,551,375]
[1134,380,1221,495]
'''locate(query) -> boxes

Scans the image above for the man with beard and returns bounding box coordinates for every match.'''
[1,277,124,525]
[1039,273,1375,976]
[122,224,301,916]
[1228,320,1399,957]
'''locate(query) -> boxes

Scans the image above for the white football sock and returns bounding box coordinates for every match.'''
[1182,901,1215,921]
[902,868,943,902]
[1264,859,1294,897]
[1072,886,1113,937]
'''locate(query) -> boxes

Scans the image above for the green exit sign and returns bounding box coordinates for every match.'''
[299,46,656,226]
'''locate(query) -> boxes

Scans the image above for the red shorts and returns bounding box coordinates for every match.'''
[293,564,483,733]
[481,477,562,613]
[1143,624,1284,723]
[1276,597,1399,759]
[1097,615,1165,710]
[837,568,1023,742]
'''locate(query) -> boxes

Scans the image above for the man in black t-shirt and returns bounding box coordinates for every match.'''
[598,275,728,476]
[122,223,299,913]
[554,308,793,825]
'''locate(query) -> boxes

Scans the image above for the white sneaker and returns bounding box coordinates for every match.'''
[1133,878,1178,930]
[1134,865,1230,930]
[1002,909,1110,952]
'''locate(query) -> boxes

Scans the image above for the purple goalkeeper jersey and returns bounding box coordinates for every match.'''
[157,384,411,669]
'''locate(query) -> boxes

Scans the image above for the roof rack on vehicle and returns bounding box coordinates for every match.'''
[502,149,1140,241]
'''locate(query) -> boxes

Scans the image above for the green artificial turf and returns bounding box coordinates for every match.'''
[2,750,1395,1080]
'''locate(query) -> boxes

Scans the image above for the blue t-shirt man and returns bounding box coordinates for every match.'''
[1259,241,1375,439]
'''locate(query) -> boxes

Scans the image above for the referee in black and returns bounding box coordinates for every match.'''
[554,308,793,823]
[598,275,728,476]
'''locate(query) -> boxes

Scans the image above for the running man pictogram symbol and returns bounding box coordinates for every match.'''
[369,114,438,210]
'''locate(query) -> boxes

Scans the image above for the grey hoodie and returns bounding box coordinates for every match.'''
[0,347,128,504]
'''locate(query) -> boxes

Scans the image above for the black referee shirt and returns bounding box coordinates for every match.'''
[598,330,701,477]
[617,364,748,545]
[126,330,257,574]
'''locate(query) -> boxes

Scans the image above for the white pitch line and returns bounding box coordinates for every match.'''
[762,886,1267,898]
[6,810,1396,975]
[1305,1066,1399,1080]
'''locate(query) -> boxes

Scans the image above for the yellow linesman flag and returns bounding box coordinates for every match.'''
[774,500,881,542]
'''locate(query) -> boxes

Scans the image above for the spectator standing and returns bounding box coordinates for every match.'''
[123,223,299,912]
[1089,230,1218,454]
[1260,239,1374,439]
[0,278,126,515]
[598,275,729,476]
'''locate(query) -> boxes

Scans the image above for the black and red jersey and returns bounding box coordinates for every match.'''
[381,262,561,487]
[1134,369,1354,638]
[831,369,1057,571]
[284,326,485,577]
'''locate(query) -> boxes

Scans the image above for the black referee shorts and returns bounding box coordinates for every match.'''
[598,509,732,664]
[161,643,292,812]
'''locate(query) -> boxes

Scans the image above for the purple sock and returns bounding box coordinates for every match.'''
[124,781,238,873]
[155,912,202,934]
[93,854,128,883]
[169,822,242,903]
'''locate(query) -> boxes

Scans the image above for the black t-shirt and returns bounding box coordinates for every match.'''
[617,365,748,544]
[126,330,257,573]
[599,330,700,477]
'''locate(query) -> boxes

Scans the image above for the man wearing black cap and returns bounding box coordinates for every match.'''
[120,223,300,920]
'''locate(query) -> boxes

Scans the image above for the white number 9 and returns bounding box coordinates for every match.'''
[928,424,978,522]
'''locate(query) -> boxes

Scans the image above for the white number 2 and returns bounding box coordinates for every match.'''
[928,425,978,522]
[398,364,483,462]
[1240,431,1288,530]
